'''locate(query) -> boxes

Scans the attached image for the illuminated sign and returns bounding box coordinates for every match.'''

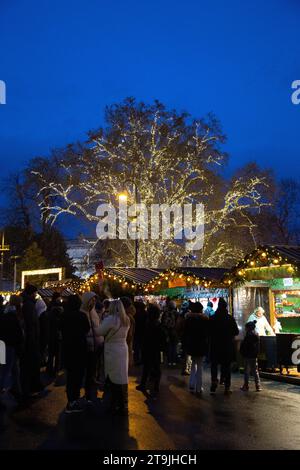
[21,267,64,289]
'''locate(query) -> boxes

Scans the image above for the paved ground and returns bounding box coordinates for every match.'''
[0,366,300,450]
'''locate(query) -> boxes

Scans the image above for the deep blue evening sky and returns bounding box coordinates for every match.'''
[0,0,300,230]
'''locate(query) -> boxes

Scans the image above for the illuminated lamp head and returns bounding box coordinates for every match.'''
[118,193,128,202]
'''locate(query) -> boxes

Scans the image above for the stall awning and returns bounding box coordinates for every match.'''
[170,267,229,281]
[104,267,164,284]
[226,244,300,284]
[83,266,231,293]
[38,287,75,298]
[269,246,300,265]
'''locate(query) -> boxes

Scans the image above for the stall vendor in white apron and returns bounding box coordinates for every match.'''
[247,307,275,336]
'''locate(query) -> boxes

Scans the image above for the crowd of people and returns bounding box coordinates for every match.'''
[0,288,264,416]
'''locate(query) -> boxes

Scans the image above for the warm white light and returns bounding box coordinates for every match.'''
[21,267,64,289]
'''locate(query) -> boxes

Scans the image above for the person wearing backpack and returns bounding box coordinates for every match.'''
[240,320,262,392]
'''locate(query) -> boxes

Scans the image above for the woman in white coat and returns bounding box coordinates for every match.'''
[99,299,130,415]
[247,307,275,337]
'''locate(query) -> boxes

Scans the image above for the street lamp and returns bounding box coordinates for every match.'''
[118,193,128,202]
[118,191,139,268]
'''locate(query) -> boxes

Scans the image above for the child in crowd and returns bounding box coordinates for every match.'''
[240,320,262,392]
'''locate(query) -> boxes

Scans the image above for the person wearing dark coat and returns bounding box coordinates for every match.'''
[46,292,64,376]
[20,285,43,398]
[61,295,90,413]
[161,301,179,366]
[183,302,209,396]
[0,295,24,399]
[136,304,167,397]
[209,298,239,394]
[0,295,4,316]
[240,320,261,391]
[133,301,147,366]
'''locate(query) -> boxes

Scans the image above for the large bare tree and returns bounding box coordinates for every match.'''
[30,98,270,268]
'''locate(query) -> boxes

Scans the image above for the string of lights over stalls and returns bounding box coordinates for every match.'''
[78,268,228,294]
[142,269,227,293]
[44,279,85,292]
[223,245,299,286]
[80,270,144,293]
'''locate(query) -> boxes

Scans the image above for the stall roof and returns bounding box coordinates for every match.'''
[104,267,164,284]
[267,245,300,265]
[38,287,75,298]
[171,267,230,281]
[103,266,230,285]
[233,245,300,267]
[225,244,300,285]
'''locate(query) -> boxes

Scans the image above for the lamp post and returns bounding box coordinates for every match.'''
[0,232,10,292]
[11,256,21,292]
[133,183,139,269]
[118,188,139,268]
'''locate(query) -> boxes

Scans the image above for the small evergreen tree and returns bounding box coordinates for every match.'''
[18,242,48,287]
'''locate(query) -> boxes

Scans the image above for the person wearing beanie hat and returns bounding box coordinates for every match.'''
[240,320,262,392]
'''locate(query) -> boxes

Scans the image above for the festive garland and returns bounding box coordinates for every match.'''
[223,245,299,285]
[142,268,227,293]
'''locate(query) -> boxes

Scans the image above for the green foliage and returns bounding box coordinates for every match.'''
[18,242,48,287]
[35,227,74,277]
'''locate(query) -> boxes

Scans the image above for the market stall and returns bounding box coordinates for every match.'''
[135,267,230,310]
[226,245,300,373]
[79,266,231,309]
